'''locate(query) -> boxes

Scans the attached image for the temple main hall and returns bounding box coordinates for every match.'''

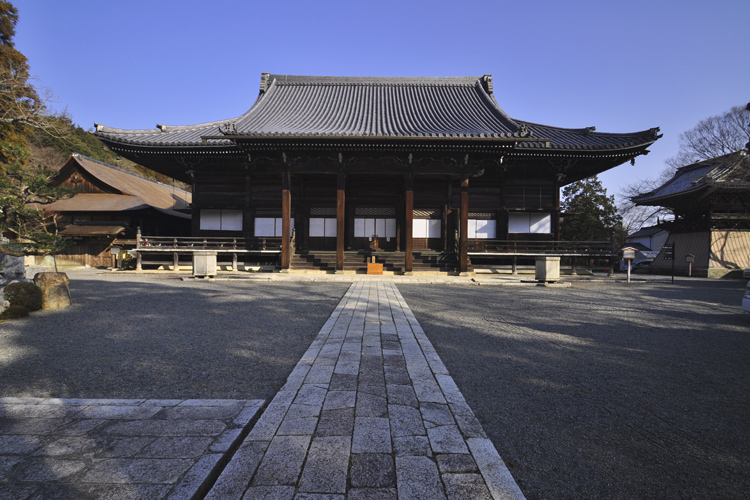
[94,73,660,273]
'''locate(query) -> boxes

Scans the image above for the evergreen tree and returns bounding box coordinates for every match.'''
[561,176,621,241]
[0,1,69,255]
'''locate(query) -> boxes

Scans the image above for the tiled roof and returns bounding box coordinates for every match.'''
[633,150,750,204]
[46,193,148,212]
[58,225,127,237]
[95,73,659,152]
[48,154,191,218]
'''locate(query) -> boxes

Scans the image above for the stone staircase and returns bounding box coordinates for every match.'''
[290,251,471,274]
[291,251,405,273]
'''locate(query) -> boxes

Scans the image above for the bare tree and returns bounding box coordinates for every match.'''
[665,103,750,174]
[619,103,750,234]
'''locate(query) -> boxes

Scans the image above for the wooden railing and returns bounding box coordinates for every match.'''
[468,239,616,257]
[136,235,282,252]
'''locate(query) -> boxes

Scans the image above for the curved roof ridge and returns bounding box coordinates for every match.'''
[95,114,241,135]
[72,153,191,195]
[513,118,659,138]
[471,80,519,136]
[264,74,485,87]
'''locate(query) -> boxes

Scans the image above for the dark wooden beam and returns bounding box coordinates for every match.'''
[405,174,414,274]
[281,170,291,270]
[459,176,469,274]
[336,171,345,272]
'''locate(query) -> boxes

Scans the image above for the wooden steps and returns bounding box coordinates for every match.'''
[290,251,471,274]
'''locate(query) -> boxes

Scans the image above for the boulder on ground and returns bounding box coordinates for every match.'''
[33,272,72,311]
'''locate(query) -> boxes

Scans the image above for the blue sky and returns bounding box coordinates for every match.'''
[12,0,749,203]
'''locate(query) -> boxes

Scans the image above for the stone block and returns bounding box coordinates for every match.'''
[204,440,268,499]
[243,485,296,500]
[347,488,397,500]
[33,272,71,311]
[298,436,350,494]
[349,453,395,488]
[442,472,494,500]
[427,425,468,454]
[315,408,354,437]
[388,405,425,438]
[251,435,311,486]
[436,453,478,474]
[352,417,391,453]
[80,458,193,484]
[395,456,446,500]
[466,438,525,500]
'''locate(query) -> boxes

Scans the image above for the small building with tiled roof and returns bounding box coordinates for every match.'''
[95,73,660,273]
[633,150,750,277]
[44,154,191,267]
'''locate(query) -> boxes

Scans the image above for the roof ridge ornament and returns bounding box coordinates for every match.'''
[219,123,237,135]
[260,73,271,93]
[481,75,493,94]
[517,124,531,138]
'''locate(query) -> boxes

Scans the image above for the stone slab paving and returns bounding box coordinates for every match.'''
[207,281,525,500]
[0,398,263,499]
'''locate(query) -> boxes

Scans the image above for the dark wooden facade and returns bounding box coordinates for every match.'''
[45,154,192,267]
[95,74,659,273]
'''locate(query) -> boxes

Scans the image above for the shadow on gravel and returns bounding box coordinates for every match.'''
[0,276,349,499]
[399,280,750,500]
[0,277,350,400]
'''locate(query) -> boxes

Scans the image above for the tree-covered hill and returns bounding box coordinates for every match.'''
[28,116,189,190]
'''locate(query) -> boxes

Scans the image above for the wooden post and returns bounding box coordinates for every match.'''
[136,226,142,271]
[232,252,238,271]
[459,177,469,274]
[336,171,345,272]
[554,182,561,242]
[173,252,179,271]
[281,171,291,271]
[404,174,414,274]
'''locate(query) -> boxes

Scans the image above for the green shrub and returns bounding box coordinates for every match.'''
[3,282,43,312]
[0,305,30,320]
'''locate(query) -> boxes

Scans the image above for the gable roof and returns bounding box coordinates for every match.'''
[633,150,750,205]
[46,154,191,218]
[94,73,659,153]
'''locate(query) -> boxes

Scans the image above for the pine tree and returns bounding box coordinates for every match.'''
[561,176,621,242]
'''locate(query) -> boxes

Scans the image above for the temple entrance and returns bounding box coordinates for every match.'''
[307,208,337,251]
[353,207,397,251]
[413,208,443,251]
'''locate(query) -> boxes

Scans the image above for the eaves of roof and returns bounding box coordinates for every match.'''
[95,73,659,154]
[634,150,749,205]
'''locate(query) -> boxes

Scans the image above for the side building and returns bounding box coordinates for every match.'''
[94,73,660,273]
[633,150,750,278]
[43,154,191,267]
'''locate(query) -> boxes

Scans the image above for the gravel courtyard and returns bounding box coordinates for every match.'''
[2,271,748,499]
[400,280,750,500]
[0,272,350,401]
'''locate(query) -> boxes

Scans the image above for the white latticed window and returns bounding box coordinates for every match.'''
[200,209,242,231]
[309,218,337,237]
[508,213,551,234]
[468,219,496,239]
[254,218,290,237]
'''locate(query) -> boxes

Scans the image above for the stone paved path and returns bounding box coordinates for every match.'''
[0,398,263,499]
[208,281,524,500]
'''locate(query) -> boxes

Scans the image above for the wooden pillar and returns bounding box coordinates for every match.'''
[459,177,469,274]
[281,171,291,270]
[404,174,414,274]
[336,171,345,272]
[554,183,561,242]
[136,227,142,271]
